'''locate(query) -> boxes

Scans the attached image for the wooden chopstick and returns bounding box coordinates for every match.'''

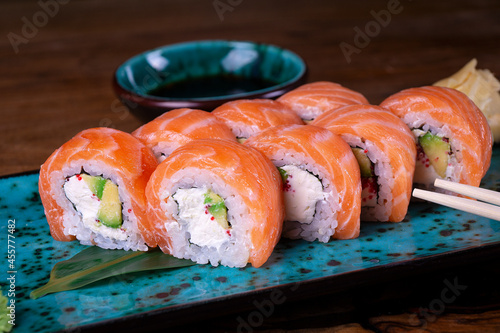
[412,179,500,222]
[434,179,500,206]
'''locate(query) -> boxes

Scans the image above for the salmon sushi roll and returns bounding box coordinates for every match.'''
[245,125,361,241]
[39,128,158,251]
[132,108,236,162]
[145,139,284,268]
[380,86,493,191]
[277,81,369,122]
[211,99,304,143]
[312,105,416,222]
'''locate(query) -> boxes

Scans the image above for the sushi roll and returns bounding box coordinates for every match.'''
[39,128,158,251]
[311,104,416,222]
[211,99,304,143]
[380,86,493,191]
[245,125,361,242]
[132,108,236,162]
[145,139,284,268]
[277,81,369,122]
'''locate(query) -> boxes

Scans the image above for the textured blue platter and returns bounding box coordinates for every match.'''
[0,147,499,333]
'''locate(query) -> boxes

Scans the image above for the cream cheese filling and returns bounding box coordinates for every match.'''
[280,165,325,224]
[63,175,127,241]
[172,188,231,248]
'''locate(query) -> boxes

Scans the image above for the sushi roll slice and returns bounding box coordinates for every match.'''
[380,86,493,191]
[245,125,361,242]
[145,139,284,268]
[132,108,236,162]
[312,104,416,222]
[211,99,303,143]
[277,81,369,122]
[39,128,158,251]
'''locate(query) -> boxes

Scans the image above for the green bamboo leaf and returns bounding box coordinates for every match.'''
[30,247,195,299]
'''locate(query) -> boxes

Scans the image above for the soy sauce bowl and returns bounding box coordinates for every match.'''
[112,40,307,122]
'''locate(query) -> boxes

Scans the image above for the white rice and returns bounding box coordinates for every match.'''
[151,141,183,162]
[229,123,261,140]
[49,159,148,251]
[339,134,394,222]
[269,149,339,243]
[159,168,252,267]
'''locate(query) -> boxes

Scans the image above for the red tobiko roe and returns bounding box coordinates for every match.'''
[361,177,378,193]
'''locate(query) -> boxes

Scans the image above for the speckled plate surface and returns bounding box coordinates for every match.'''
[1,147,499,333]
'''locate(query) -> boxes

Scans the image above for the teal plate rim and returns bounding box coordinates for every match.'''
[0,146,499,332]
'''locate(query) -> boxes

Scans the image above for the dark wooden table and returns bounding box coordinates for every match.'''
[2,0,500,332]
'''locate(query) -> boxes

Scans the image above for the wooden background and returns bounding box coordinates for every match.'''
[1,0,499,332]
[2,0,499,177]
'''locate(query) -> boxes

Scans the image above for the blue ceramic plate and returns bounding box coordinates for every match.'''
[1,146,499,332]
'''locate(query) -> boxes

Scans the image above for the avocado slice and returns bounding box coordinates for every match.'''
[203,189,229,229]
[81,174,107,200]
[97,181,123,228]
[352,148,374,178]
[418,132,451,178]
[278,167,294,192]
[278,167,288,183]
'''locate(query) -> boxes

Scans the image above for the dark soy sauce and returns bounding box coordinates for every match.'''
[148,75,278,99]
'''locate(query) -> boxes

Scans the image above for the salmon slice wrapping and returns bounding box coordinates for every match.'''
[145,139,285,268]
[381,86,492,192]
[312,104,416,222]
[132,108,237,161]
[212,99,304,142]
[277,81,369,122]
[39,127,158,251]
[245,124,361,241]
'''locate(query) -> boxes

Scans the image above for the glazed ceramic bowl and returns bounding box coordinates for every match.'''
[112,40,307,122]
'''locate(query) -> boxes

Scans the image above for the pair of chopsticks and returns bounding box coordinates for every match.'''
[412,179,500,222]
